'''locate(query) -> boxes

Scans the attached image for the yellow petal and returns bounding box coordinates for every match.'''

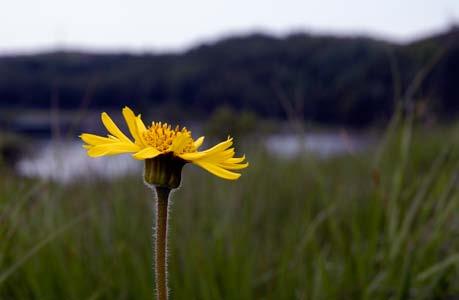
[199,138,233,155]
[193,160,241,180]
[87,143,140,157]
[170,133,193,154]
[101,112,132,143]
[226,155,246,164]
[178,152,206,161]
[189,148,235,164]
[136,115,147,132]
[194,136,205,149]
[217,161,249,170]
[132,147,162,160]
[80,133,116,146]
[179,138,233,161]
[207,138,233,152]
[122,106,142,145]
[136,115,148,145]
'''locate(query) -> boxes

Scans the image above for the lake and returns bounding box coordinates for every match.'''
[17,132,371,182]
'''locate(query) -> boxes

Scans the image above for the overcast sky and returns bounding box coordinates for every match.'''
[0,0,458,54]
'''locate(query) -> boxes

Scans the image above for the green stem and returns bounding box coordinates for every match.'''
[155,186,171,300]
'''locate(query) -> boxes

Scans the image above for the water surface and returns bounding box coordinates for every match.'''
[18,132,370,182]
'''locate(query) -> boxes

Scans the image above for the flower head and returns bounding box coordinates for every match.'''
[80,107,248,182]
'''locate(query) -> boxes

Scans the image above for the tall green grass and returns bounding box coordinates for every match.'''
[2,124,459,299]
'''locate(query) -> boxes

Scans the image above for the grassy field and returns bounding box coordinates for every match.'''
[2,119,459,299]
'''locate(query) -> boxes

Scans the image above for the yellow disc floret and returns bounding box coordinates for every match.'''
[143,122,197,154]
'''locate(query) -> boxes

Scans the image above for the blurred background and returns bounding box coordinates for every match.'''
[2,1,459,299]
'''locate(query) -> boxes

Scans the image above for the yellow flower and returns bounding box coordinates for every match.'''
[80,106,248,180]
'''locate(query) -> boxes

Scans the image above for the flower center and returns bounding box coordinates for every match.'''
[143,122,196,154]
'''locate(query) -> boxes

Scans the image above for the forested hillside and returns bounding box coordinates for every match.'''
[1,27,458,126]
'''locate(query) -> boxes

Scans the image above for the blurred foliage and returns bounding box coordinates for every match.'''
[0,132,28,170]
[0,28,458,127]
[3,118,459,298]
[204,106,258,140]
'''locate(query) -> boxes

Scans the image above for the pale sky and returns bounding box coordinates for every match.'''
[0,0,458,54]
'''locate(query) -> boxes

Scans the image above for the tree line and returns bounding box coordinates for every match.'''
[0,27,458,126]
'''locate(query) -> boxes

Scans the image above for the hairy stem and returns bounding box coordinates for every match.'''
[155,186,171,300]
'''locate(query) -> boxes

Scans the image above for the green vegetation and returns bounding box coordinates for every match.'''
[2,115,459,299]
[0,133,27,170]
